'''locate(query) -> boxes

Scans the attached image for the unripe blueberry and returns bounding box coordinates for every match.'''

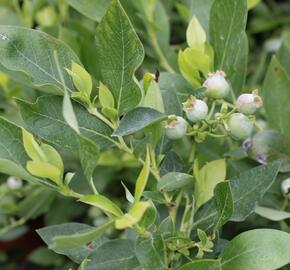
[227,113,253,140]
[165,115,188,140]
[183,96,208,122]
[281,178,290,198]
[236,90,263,115]
[7,176,23,189]
[203,70,230,99]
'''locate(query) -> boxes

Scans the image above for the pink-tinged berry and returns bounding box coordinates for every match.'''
[236,90,263,115]
[281,178,290,198]
[227,113,253,140]
[183,96,208,122]
[165,115,188,140]
[203,70,230,99]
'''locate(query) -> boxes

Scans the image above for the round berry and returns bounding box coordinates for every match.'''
[236,90,263,115]
[165,115,188,140]
[227,113,253,140]
[183,96,208,122]
[281,178,290,198]
[7,176,23,189]
[203,70,230,99]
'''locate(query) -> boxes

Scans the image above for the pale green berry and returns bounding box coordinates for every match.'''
[236,90,263,115]
[165,115,188,140]
[281,178,290,198]
[227,113,253,140]
[203,70,230,99]
[7,176,23,189]
[183,96,208,123]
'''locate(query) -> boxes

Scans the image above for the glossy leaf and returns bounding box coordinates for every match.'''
[143,80,165,113]
[99,82,115,109]
[179,259,221,270]
[220,229,290,270]
[113,107,166,137]
[157,172,194,192]
[0,26,80,94]
[79,194,123,217]
[95,0,144,115]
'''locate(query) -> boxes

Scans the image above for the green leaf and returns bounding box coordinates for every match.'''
[79,194,123,217]
[113,107,166,137]
[195,159,226,208]
[67,0,111,21]
[51,221,114,250]
[115,201,150,229]
[85,240,139,270]
[230,161,281,221]
[78,136,100,183]
[138,201,157,228]
[143,80,165,113]
[37,223,107,263]
[179,259,221,270]
[255,206,290,221]
[210,0,248,94]
[186,16,206,50]
[0,26,80,94]
[26,160,62,184]
[134,148,150,202]
[135,235,166,270]
[66,62,92,98]
[213,182,233,231]
[99,82,115,109]
[0,117,53,186]
[17,96,115,151]
[95,0,144,115]
[28,247,62,267]
[157,172,194,192]
[63,90,80,134]
[262,56,290,140]
[247,0,260,9]
[220,229,290,270]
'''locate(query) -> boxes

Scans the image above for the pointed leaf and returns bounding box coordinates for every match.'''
[95,0,144,115]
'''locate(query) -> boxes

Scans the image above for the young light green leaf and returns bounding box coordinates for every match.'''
[115,201,150,229]
[63,90,80,134]
[247,0,260,10]
[95,0,144,115]
[255,206,290,221]
[66,61,92,98]
[213,181,233,231]
[79,194,123,217]
[157,172,194,192]
[22,129,46,162]
[134,148,150,202]
[186,16,206,50]
[0,26,80,94]
[51,221,114,250]
[195,159,226,208]
[26,160,62,184]
[99,82,115,109]
[220,229,290,270]
[143,80,165,113]
[113,107,166,137]
[40,144,64,175]
[121,181,134,204]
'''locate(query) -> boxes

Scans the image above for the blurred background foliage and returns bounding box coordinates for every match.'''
[0,0,290,269]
